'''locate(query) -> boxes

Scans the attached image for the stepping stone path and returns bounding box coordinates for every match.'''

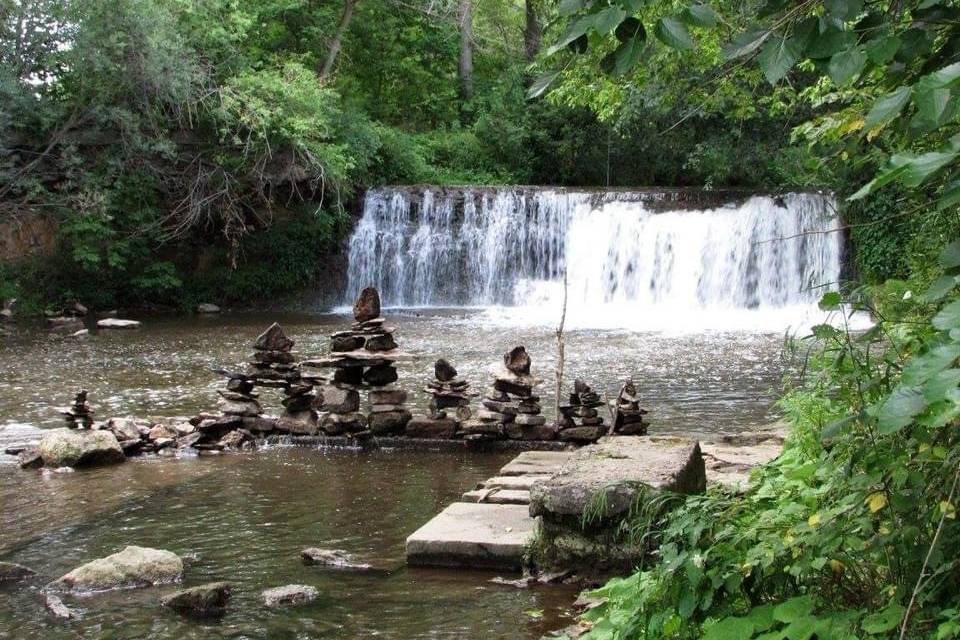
[406,450,573,571]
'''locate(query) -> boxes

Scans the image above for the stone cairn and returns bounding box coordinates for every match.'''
[60,390,94,429]
[303,287,412,438]
[462,346,552,441]
[612,379,649,435]
[557,379,608,443]
[406,359,473,439]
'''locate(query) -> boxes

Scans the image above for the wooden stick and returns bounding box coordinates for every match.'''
[554,270,568,426]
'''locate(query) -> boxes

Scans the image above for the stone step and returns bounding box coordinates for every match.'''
[461,488,531,505]
[405,502,534,571]
[499,451,573,476]
[477,474,552,491]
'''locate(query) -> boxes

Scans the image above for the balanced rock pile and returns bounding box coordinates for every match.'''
[462,346,551,441]
[406,359,472,439]
[612,379,649,435]
[557,379,607,442]
[304,287,411,437]
[60,390,94,429]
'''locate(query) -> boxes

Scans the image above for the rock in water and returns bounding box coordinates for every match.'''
[51,546,183,592]
[37,428,124,468]
[196,303,220,314]
[254,323,293,352]
[44,594,76,620]
[261,584,318,607]
[353,287,381,323]
[161,582,232,617]
[434,359,457,382]
[301,548,373,570]
[503,346,531,375]
[96,318,140,329]
[0,561,36,582]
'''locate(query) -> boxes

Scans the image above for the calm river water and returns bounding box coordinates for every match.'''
[0,310,790,638]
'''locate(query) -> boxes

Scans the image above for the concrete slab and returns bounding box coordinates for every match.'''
[462,488,531,505]
[529,436,705,519]
[478,475,552,491]
[406,502,534,571]
[499,451,573,476]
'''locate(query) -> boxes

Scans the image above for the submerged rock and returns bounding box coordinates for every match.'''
[44,594,76,620]
[37,428,124,468]
[51,546,183,592]
[96,318,141,329]
[161,581,231,617]
[0,561,36,582]
[261,584,318,607]
[301,548,372,571]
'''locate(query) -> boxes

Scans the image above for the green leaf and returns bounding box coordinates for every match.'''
[937,181,960,211]
[655,17,694,50]
[934,299,960,331]
[922,275,959,302]
[704,617,754,640]
[526,71,560,99]
[784,617,817,640]
[747,604,777,632]
[939,240,960,270]
[758,31,804,83]
[828,47,866,85]
[825,0,864,21]
[548,15,596,55]
[593,7,627,35]
[723,29,770,59]
[819,291,842,310]
[774,596,815,623]
[604,35,646,76]
[862,603,905,634]
[877,385,928,433]
[558,0,586,17]
[901,344,960,386]
[923,368,960,403]
[864,86,912,130]
[682,4,719,27]
[865,35,900,64]
[615,17,644,42]
[806,26,856,59]
[926,62,960,88]
[899,147,960,187]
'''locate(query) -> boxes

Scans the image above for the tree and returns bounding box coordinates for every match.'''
[320,0,359,79]
[523,0,540,63]
[457,0,473,105]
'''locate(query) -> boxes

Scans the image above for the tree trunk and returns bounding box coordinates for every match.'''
[321,0,358,79]
[457,0,473,104]
[523,0,541,63]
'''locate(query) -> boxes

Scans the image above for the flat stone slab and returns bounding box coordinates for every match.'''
[529,436,705,519]
[462,488,531,505]
[701,440,782,489]
[499,451,573,476]
[478,475,553,491]
[406,502,534,571]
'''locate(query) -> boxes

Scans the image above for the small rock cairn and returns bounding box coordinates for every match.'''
[462,346,550,441]
[303,287,412,437]
[406,359,473,439]
[60,390,94,429]
[612,379,649,435]
[557,379,607,442]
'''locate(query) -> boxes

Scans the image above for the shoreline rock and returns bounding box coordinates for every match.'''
[38,428,124,469]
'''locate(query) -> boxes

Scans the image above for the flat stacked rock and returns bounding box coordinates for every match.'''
[612,379,649,435]
[406,359,472,439]
[60,390,94,429]
[462,347,551,441]
[558,379,607,443]
[302,288,411,438]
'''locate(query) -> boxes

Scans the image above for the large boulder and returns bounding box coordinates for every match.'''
[161,581,231,617]
[38,428,124,468]
[51,546,183,592]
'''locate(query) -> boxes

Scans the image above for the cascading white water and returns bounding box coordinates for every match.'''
[344,187,846,330]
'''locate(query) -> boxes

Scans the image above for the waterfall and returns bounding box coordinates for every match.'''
[344,187,844,329]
